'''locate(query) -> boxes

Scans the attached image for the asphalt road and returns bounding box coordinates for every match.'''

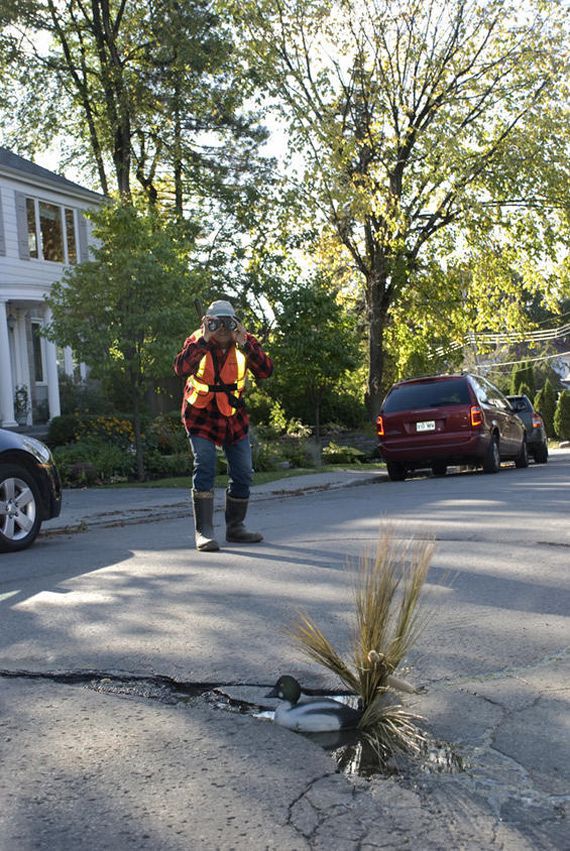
[1,452,569,849]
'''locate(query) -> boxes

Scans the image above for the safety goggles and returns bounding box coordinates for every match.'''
[206,316,238,332]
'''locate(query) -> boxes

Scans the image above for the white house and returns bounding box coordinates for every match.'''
[0,147,102,427]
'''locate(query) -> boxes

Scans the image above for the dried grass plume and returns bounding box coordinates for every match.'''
[289,527,435,757]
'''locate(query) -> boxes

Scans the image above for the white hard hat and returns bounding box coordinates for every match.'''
[206,299,236,317]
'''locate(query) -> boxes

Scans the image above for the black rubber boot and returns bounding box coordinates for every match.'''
[225,494,263,543]
[192,490,220,551]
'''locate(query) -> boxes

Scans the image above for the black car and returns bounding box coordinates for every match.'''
[506,394,549,463]
[0,428,62,552]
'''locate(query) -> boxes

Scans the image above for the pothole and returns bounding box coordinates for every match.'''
[3,670,465,780]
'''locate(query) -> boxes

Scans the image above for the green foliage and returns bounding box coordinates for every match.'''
[510,362,536,397]
[553,390,570,440]
[58,376,114,416]
[249,425,317,471]
[269,275,363,435]
[47,414,82,448]
[322,443,367,465]
[246,385,275,426]
[534,380,557,438]
[145,413,188,454]
[0,0,266,207]
[53,440,136,486]
[236,0,570,414]
[49,412,192,484]
[144,451,193,478]
[46,201,199,479]
[517,382,532,401]
[78,416,135,449]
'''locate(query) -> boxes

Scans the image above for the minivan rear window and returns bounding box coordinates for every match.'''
[382,378,471,413]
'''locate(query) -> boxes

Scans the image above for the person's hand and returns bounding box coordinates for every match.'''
[201,316,214,342]
[232,321,247,346]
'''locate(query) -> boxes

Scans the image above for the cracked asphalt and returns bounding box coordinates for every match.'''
[1,455,569,850]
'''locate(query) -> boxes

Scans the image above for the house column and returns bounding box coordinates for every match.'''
[0,299,17,426]
[44,308,61,421]
[63,346,74,376]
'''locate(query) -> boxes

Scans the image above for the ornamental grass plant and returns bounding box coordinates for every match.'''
[289,527,435,761]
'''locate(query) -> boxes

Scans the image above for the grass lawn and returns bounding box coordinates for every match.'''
[110,463,384,489]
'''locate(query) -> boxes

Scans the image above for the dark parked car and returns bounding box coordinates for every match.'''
[506,394,548,464]
[0,428,62,552]
[376,373,529,481]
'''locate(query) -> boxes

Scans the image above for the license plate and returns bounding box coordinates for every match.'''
[416,420,436,432]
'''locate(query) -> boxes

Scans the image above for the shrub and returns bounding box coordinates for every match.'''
[145,413,187,454]
[59,375,113,416]
[53,439,135,486]
[47,414,82,447]
[78,415,135,448]
[322,442,367,464]
[534,380,557,438]
[144,450,193,478]
[553,390,570,440]
[280,435,318,468]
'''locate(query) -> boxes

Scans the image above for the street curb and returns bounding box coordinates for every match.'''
[40,474,383,537]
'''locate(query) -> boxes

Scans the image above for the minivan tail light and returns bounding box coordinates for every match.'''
[470,405,483,427]
[532,413,543,428]
[376,415,384,437]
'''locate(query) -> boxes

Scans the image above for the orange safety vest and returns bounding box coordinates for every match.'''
[184,340,247,417]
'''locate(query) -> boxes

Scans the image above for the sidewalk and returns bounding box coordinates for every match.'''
[42,468,383,535]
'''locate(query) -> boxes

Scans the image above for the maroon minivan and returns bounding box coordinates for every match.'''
[376,374,528,481]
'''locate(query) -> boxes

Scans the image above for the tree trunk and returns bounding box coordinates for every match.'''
[366,274,389,418]
[132,392,145,482]
[173,82,183,216]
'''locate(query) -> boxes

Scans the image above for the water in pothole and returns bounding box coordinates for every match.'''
[82,675,465,779]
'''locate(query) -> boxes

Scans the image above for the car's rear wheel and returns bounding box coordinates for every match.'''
[482,435,500,474]
[431,462,447,477]
[386,461,407,482]
[514,438,529,469]
[0,464,42,552]
[534,442,548,464]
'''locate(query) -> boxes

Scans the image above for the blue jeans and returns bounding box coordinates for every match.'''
[188,435,253,499]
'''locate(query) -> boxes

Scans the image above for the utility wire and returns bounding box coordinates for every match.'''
[430,319,570,359]
[481,350,570,369]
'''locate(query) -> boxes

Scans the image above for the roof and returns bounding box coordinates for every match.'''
[0,146,104,201]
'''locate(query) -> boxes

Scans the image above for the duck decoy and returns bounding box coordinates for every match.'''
[265,675,362,733]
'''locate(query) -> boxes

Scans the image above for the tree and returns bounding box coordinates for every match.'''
[510,361,536,397]
[534,378,557,438]
[46,202,200,479]
[269,275,362,439]
[235,0,569,415]
[1,0,268,208]
[553,390,570,441]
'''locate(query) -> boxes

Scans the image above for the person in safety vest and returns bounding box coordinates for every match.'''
[174,299,273,551]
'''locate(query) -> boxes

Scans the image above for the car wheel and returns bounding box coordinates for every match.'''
[534,443,548,464]
[514,438,529,469]
[0,464,43,552]
[482,435,500,474]
[386,461,407,482]
[431,462,447,477]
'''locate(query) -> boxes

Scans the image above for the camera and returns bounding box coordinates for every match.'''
[206,316,238,332]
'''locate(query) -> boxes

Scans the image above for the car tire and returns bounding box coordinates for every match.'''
[0,464,43,552]
[482,435,500,474]
[431,463,447,477]
[386,461,407,482]
[514,438,529,469]
[534,443,548,464]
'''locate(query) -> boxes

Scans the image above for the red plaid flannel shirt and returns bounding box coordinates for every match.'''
[173,331,273,446]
